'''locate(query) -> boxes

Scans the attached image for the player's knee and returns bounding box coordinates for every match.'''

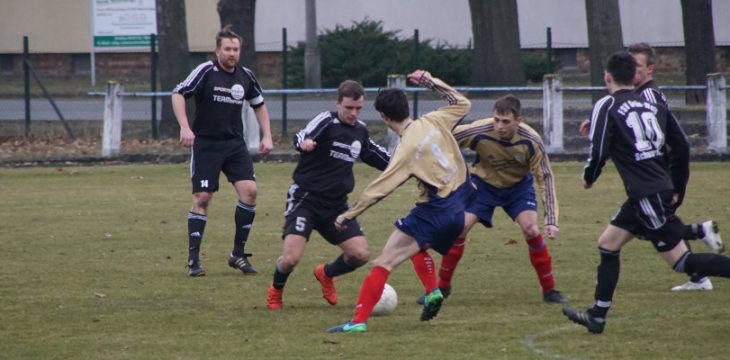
[192,192,212,209]
[522,224,540,240]
[347,249,370,267]
[235,181,257,203]
[278,253,301,272]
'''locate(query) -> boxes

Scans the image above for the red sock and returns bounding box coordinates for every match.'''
[411,250,437,292]
[352,266,390,323]
[438,237,465,288]
[526,234,554,293]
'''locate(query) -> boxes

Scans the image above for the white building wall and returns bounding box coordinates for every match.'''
[0,0,727,53]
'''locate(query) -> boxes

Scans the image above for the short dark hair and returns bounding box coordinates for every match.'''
[216,25,243,48]
[374,88,410,122]
[606,51,637,86]
[627,42,656,65]
[337,80,365,102]
[493,94,521,118]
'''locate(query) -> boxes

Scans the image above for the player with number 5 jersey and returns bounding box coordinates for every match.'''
[266,80,390,311]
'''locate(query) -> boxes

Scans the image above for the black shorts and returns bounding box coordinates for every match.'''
[282,184,364,245]
[610,190,686,252]
[190,137,255,193]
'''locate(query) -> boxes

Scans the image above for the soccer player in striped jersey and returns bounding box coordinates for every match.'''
[414,94,567,305]
[580,43,723,291]
[172,25,273,277]
[562,52,730,334]
[266,80,390,310]
[327,70,473,333]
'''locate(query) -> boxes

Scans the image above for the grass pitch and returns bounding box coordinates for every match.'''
[1,162,729,359]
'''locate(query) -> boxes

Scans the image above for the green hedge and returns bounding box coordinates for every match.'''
[286,20,471,87]
[285,19,559,87]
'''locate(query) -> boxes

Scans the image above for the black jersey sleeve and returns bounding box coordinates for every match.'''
[360,138,391,171]
[292,112,334,152]
[583,96,615,186]
[241,66,265,108]
[664,110,690,206]
[640,87,668,108]
[172,61,213,99]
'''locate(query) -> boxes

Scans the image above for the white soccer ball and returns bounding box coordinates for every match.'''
[371,283,398,316]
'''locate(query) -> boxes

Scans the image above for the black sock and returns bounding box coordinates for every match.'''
[233,202,256,257]
[681,224,700,240]
[696,224,706,239]
[593,247,620,318]
[324,254,360,278]
[272,262,291,290]
[680,253,730,278]
[187,212,207,262]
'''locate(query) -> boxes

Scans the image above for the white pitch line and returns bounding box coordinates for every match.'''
[521,323,585,360]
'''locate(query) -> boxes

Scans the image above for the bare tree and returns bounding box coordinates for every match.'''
[681,0,716,104]
[304,0,322,88]
[585,0,623,101]
[217,0,257,72]
[156,0,191,138]
[469,0,525,86]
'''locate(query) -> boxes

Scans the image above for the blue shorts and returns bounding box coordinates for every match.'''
[393,183,472,255]
[394,210,465,255]
[466,174,537,228]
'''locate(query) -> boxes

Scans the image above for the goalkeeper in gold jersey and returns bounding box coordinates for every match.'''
[326,70,474,333]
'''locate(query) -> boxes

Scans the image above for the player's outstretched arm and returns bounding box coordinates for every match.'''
[408,70,471,128]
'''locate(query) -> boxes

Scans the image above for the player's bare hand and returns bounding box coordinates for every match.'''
[334,215,348,232]
[671,192,679,206]
[544,225,560,240]
[408,70,427,85]
[579,119,591,137]
[179,128,195,147]
[259,135,274,155]
[300,138,317,152]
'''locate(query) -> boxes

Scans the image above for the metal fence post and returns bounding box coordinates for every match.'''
[282,27,288,138]
[385,74,406,154]
[542,74,563,153]
[102,81,123,157]
[23,36,30,137]
[150,33,158,139]
[706,73,727,154]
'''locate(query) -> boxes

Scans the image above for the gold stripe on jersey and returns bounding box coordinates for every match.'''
[453,118,559,226]
[340,73,471,221]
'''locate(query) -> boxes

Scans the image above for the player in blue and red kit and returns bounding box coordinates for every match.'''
[327,70,473,333]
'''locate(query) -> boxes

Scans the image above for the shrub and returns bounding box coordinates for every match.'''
[522,52,561,83]
[286,19,471,87]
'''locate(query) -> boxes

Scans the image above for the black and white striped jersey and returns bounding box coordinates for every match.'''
[291,111,390,200]
[583,89,689,199]
[173,60,264,140]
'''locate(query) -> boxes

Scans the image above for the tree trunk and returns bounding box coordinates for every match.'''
[304,0,321,88]
[469,0,525,86]
[585,0,623,102]
[217,0,257,72]
[156,0,192,138]
[681,0,716,104]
